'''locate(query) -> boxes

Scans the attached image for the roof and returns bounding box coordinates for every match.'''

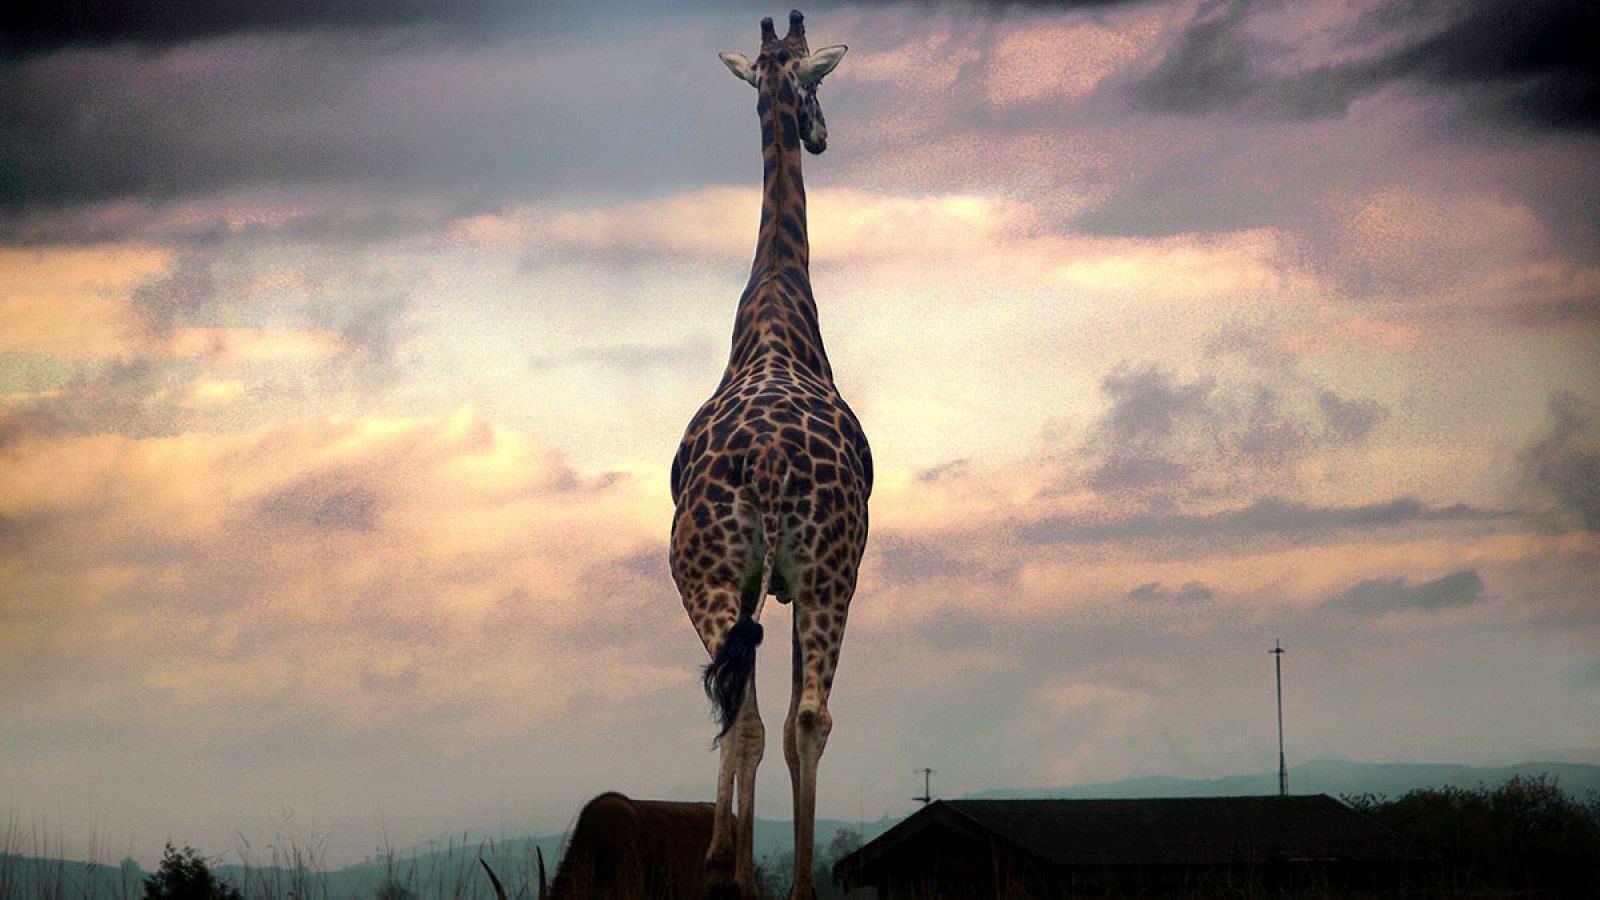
[839,795,1422,877]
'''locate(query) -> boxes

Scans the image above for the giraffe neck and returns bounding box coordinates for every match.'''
[752,77,810,275]
[722,70,831,384]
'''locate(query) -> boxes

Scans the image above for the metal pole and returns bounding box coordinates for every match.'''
[913,768,934,805]
[1272,639,1287,796]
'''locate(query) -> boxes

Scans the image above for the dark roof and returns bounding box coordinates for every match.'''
[841,795,1421,876]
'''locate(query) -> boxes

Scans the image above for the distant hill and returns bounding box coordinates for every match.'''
[965,758,1600,801]
[10,759,1595,898]
[2,816,874,900]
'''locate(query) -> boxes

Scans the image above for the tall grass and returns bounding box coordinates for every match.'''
[1,818,556,900]
[0,812,143,900]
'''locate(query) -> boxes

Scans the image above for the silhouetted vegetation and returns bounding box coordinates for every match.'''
[1346,774,1600,896]
[143,844,243,900]
[756,826,861,900]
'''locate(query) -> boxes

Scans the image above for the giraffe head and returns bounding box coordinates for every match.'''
[719,10,847,155]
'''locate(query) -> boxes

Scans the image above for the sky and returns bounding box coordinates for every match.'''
[2,0,1598,870]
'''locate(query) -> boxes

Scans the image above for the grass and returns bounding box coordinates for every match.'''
[1,817,553,900]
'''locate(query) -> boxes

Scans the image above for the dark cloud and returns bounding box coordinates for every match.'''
[1318,390,1389,445]
[0,1,553,54]
[131,253,217,332]
[1127,580,1214,603]
[873,533,1015,586]
[1130,0,1600,131]
[0,359,186,442]
[1517,390,1600,531]
[1231,386,1312,467]
[1324,568,1487,615]
[0,509,53,556]
[358,658,424,695]
[1086,365,1209,494]
[1100,365,1212,443]
[0,193,453,248]
[1128,0,1257,116]
[1019,495,1512,545]
[1376,0,1600,130]
[0,20,750,218]
[1079,362,1391,499]
[0,0,922,53]
[255,472,383,531]
[917,458,971,483]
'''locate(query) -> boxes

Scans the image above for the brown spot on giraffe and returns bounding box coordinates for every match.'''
[672,11,866,900]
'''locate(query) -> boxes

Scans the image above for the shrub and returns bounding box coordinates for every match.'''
[143,844,243,900]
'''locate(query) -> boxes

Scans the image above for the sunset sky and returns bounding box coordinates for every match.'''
[2,0,1597,869]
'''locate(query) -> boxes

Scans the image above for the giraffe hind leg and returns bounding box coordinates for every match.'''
[692,584,765,900]
[732,678,764,899]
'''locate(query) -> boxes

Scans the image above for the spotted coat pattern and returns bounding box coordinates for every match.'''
[668,12,870,900]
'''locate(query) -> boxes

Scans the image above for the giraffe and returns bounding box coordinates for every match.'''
[669,10,870,900]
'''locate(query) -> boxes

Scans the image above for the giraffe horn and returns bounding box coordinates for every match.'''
[760,17,776,42]
[786,10,805,41]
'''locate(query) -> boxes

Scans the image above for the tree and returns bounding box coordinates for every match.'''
[1347,775,1600,894]
[143,844,243,900]
[815,828,863,899]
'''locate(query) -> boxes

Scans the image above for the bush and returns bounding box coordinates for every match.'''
[143,844,243,900]
[1347,775,1600,894]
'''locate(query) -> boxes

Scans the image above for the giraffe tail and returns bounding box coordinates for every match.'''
[702,439,786,745]
[703,616,763,745]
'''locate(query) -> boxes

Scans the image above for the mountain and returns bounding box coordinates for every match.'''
[964,757,1600,801]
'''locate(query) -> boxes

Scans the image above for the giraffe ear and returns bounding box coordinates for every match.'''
[719,52,759,88]
[797,45,847,87]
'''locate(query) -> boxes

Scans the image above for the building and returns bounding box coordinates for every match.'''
[832,795,1431,898]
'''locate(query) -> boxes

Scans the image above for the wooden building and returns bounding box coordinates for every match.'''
[832,795,1430,899]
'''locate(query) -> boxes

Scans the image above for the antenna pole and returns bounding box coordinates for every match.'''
[913,768,934,806]
[1271,639,1287,796]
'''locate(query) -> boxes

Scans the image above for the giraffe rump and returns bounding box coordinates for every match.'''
[702,616,763,744]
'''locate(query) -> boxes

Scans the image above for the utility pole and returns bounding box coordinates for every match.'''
[913,768,934,806]
[1271,639,1287,796]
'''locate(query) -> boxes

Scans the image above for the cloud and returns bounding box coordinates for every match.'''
[0,23,744,214]
[0,244,352,367]
[256,471,383,532]
[873,532,1015,587]
[0,407,675,752]
[983,15,1163,108]
[1083,365,1210,495]
[1317,390,1388,444]
[0,0,566,54]
[0,245,167,355]
[1129,0,1600,131]
[450,186,1034,266]
[1324,568,1487,615]
[1019,495,1512,546]
[1373,0,1600,131]
[1077,359,1391,501]
[1126,580,1214,603]
[1517,390,1600,531]
[916,458,971,483]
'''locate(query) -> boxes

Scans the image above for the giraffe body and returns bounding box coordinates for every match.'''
[669,11,869,900]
